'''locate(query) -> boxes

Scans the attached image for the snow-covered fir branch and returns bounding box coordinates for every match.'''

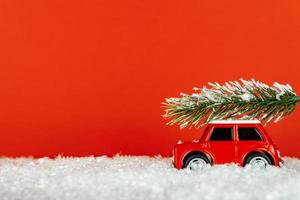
[162,79,300,129]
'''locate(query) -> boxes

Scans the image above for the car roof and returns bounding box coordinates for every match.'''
[208,119,261,124]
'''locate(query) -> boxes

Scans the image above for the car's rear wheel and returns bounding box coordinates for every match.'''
[245,153,272,169]
[184,155,210,171]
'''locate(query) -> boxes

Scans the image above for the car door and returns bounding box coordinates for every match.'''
[236,124,266,162]
[207,124,236,164]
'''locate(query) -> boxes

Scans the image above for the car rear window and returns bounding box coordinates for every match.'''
[238,128,262,141]
[209,128,233,141]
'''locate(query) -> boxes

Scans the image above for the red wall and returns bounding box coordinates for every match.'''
[0,0,300,158]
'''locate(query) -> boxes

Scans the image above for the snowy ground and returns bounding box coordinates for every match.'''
[0,156,299,200]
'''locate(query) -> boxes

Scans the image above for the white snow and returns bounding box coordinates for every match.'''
[208,119,261,124]
[0,156,300,200]
[240,93,254,101]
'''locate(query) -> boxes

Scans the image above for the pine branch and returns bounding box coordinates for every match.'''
[162,79,300,129]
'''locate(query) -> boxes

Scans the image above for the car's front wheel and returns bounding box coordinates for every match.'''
[245,153,272,169]
[184,155,210,171]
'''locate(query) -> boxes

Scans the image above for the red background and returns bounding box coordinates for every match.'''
[0,0,300,158]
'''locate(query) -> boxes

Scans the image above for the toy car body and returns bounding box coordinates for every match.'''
[173,120,284,170]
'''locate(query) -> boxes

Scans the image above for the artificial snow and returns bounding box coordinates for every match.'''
[0,156,299,200]
[208,119,261,124]
[239,93,254,102]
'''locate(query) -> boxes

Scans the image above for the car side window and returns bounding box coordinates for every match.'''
[238,128,262,141]
[209,128,233,141]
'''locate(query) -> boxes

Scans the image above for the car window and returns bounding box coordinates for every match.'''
[209,128,233,141]
[238,128,262,141]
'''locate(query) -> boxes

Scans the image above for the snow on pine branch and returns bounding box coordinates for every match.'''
[162,79,300,129]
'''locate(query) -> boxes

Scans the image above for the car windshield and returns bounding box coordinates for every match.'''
[200,126,210,140]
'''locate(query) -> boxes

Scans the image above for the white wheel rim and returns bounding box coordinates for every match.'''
[249,156,269,168]
[187,158,207,171]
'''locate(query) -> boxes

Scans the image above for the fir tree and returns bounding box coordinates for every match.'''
[162,79,300,129]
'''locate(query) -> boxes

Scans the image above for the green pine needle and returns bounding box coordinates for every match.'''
[162,79,300,129]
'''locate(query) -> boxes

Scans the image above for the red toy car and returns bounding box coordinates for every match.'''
[173,120,284,170]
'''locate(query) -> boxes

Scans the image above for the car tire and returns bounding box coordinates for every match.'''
[184,154,210,171]
[245,153,272,168]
